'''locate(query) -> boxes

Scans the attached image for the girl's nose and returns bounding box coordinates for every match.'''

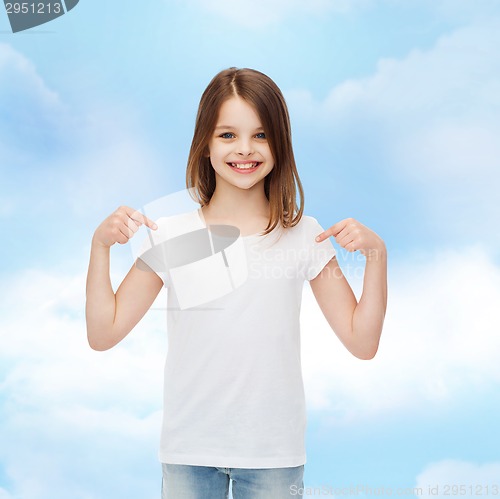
[237,138,254,156]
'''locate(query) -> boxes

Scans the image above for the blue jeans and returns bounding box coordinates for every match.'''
[161,463,304,498]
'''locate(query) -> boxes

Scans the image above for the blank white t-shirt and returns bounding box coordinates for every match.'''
[152,208,336,468]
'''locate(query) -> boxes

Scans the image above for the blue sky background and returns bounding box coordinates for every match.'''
[1,1,500,497]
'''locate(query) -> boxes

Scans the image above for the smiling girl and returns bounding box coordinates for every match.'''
[86,67,387,498]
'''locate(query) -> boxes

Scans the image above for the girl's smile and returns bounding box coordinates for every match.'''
[227,161,262,173]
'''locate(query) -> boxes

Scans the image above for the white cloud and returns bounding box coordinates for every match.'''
[182,0,500,29]
[0,268,168,498]
[288,21,500,171]
[425,0,500,24]
[415,459,500,497]
[178,0,371,28]
[0,42,168,226]
[286,20,500,244]
[2,406,162,499]
[301,244,500,424]
[0,43,62,110]
[0,42,68,163]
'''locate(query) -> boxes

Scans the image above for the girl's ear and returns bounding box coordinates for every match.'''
[203,146,210,158]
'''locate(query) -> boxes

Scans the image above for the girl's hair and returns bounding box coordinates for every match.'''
[186,67,304,235]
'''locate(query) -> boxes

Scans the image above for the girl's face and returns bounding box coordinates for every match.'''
[207,96,275,192]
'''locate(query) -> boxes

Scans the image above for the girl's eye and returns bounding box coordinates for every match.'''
[220,132,235,139]
[255,132,266,139]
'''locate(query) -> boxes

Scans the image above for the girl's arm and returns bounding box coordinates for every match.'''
[311,218,387,360]
[85,206,164,351]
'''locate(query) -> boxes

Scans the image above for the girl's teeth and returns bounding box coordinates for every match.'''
[231,163,258,169]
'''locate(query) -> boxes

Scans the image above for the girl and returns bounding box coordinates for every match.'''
[86,67,387,499]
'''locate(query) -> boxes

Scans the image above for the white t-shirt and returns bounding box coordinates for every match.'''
[149,208,336,468]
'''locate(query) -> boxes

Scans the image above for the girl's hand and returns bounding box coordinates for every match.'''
[315,218,385,258]
[92,206,158,248]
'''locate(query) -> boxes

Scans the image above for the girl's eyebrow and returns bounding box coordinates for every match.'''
[214,125,264,131]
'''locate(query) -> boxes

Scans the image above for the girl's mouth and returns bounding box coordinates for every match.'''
[227,162,262,173]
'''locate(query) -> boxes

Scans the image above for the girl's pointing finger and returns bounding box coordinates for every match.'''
[315,220,347,242]
[125,207,158,230]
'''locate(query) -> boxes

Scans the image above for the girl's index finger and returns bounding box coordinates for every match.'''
[126,207,158,230]
[315,220,346,242]
[315,228,328,242]
[144,217,158,230]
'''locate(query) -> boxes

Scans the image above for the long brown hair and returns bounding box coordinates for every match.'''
[186,67,304,236]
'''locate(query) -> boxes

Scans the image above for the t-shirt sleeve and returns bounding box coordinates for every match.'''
[134,210,208,289]
[135,218,170,287]
[303,217,336,281]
